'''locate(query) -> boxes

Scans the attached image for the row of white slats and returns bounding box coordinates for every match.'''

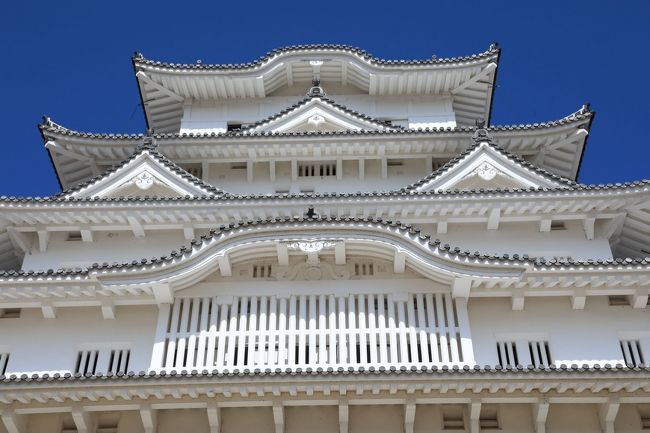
[161,293,466,370]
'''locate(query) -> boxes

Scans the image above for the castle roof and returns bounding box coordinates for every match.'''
[41,106,592,188]
[132,44,500,132]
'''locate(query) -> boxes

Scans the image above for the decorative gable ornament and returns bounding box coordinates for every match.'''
[474,162,498,181]
[133,171,155,190]
[287,240,336,253]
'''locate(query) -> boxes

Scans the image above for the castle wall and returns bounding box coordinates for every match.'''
[179,94,456,134]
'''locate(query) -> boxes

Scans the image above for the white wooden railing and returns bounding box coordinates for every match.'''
[150,293,474,371]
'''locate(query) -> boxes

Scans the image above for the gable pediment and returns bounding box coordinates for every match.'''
[412,142,573,192]
[245,97,397,134]
[62,147,220,199]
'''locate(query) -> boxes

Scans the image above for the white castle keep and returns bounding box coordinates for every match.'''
[0,44,648,433]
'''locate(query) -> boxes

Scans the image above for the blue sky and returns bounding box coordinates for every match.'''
[1,0,648,196]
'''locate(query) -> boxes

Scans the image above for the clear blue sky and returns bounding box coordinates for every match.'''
[1,0,648,196]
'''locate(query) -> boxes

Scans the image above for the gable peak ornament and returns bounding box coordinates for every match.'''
[133,171,155,190]
[308,114,325,127]
[474,162,498,181]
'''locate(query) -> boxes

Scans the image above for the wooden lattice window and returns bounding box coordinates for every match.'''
[298,163,336,177]
[252,264,272,278]
[497,340,552,368]
[0,353,9,375]
[75,350,100,375]
[621,339,645,367]
[75,348,130,375]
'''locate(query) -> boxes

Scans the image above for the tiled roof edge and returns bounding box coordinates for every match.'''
[2,363,649,384]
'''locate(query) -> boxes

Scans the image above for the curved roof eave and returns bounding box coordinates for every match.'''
[132,44,501,74]
[39,107,592,144]
[2,217,650,284]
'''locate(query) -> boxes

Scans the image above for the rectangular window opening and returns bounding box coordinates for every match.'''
[550,221,566,231]
[479,405,500,430]
[621,339,644,367]
[609,295,630,306]
[0,308,21,319]
[66,231,83,241]
[442,405,465,430]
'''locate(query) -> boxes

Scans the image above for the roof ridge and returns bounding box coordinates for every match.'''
[132,43,500,71]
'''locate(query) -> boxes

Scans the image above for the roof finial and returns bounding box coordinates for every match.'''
[304,206,319,219]
[581,102,591,114]
[490,41,500,51]
[140,128,157,150]
[307,78,325,97]
[472,118,492,144]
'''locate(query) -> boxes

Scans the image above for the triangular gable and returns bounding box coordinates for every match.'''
[61,144,222,199]
[410,141,575,192]
[243,96,398,134]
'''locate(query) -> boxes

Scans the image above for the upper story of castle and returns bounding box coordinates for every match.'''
[42,44,593,196]
[0,43,644,275]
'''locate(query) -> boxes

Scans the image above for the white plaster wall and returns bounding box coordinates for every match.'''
[469,297,650,367]
[546,404,602,433]
[221,407,275,433]
[158,409,210,433]
[16,403,650,433]
[349,405,403,433]
[207,158,430,194]
[285,405,338,433]
[21,230,189,271]
[0,306,158,375]
[4,293,646,376]
[180,94,456,134]
[421,220,614,260]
